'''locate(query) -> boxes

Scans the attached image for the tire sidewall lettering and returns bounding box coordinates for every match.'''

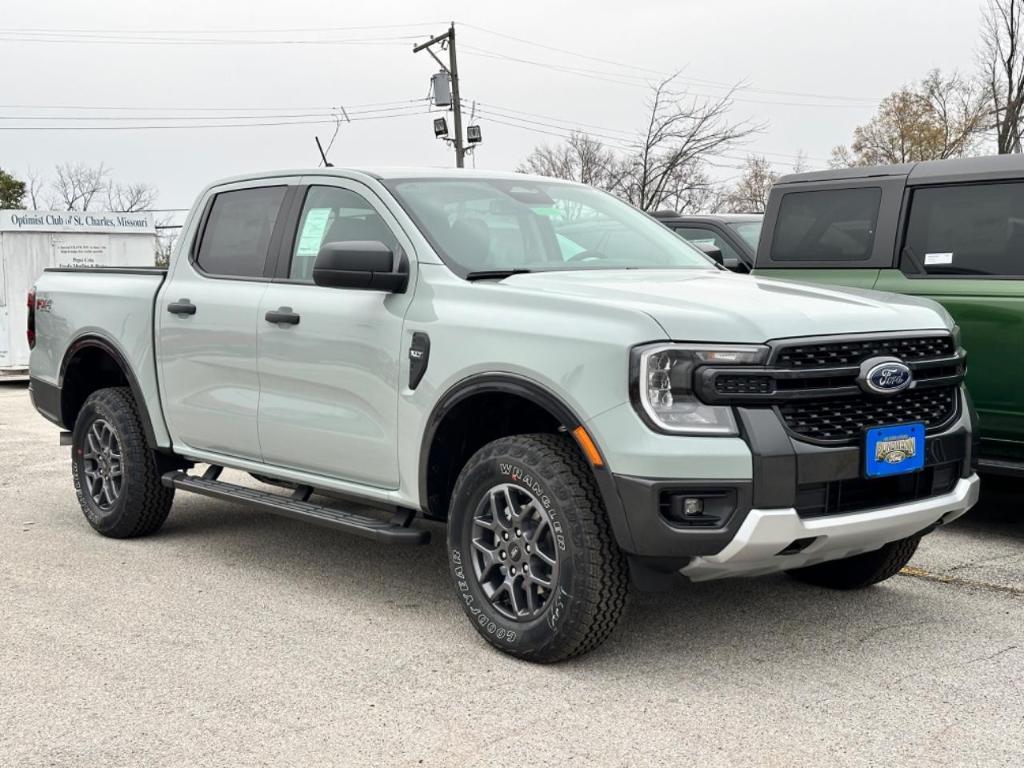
[448,452,584,651]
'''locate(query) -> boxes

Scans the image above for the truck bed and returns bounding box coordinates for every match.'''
[30,266,171,446]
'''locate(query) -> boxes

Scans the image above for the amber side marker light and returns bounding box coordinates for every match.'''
[572,426,604,468]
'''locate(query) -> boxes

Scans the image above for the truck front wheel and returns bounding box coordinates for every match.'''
[446,433,628,662]
[71,387,174,538]
[785,535,922,590]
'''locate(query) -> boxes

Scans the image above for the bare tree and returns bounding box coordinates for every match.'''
[722,155,778,213]
[517,131,628,190]
[154,217,179,268]
[24,167,46,209]
[832,70,987,166]
[980,0,1024,153]
[655,158,729,214]
[50,162,110,211]
[614,75,763,211]
[31,162,159,212]
[106,181,158,212]
[516,74,762,214]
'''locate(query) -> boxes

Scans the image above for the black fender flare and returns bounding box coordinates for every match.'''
[58,333,161,450]
[418,372,633,548]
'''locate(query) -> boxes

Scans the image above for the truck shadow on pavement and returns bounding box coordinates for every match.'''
[152,485,1019,670]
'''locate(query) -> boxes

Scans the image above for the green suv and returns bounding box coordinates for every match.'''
[753,154,1024,473]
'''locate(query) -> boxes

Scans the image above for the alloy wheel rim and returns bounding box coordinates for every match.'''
[470,482,559,621]
[81,419,123,510]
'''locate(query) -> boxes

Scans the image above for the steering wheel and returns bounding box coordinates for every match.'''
[567,249,609,263]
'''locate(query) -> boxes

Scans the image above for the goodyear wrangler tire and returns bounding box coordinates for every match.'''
[446,433,628,662]
[71,387,174,539]
[785,535,922,590]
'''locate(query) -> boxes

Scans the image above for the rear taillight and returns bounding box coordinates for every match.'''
[27,288,36,349]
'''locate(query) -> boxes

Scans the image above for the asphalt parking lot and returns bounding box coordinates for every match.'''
[1,380,1022,767]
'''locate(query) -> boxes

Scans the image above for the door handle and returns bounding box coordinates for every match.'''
[265,307,300,325]
[167,299,196,316]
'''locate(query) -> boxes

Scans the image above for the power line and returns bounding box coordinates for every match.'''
[473,102,635,137]
[470,101,828,164]
[472,106,637,145]
[470,113,636,153]
[0,98,428,113]
[0,111,429,131]
[460,22,879,105]
[0,22,446,34]
[463,46,879,109]
[0,33,421,46]
[0,104,430,122]
[0,19,880,106]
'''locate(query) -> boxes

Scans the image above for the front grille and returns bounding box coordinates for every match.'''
[778,386,957,443]
[714,374,774,395]
[795,461,961,518]
[774,335,955,369]
[694,333,964,445]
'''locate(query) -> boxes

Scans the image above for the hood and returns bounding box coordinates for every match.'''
[498,269,952,343]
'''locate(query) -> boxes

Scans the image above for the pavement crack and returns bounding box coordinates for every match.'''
[964,645,1018,666]
[857,619,939,644]
[899,566,1024,598]
[893,645,1021,686]
[945,551,1024,574]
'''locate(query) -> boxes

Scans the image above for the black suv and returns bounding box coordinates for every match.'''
[652,212,762,272]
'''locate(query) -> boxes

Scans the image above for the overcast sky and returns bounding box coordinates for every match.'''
[3,0,986,218]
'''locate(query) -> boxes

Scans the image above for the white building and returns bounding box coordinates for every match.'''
[1,209,156,373]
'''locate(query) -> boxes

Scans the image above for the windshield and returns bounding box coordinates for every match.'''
[728,220,763,251]
[385,177,714,275]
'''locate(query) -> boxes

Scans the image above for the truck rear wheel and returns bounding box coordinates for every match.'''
[71,387,174,538]
[785,535,921,590]
[446,433,628,662]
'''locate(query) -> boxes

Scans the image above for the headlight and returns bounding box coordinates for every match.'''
[633,344,769,435]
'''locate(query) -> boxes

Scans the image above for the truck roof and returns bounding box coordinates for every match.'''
[653,213,763,223]
[204,167,581,189]
[776,153,1024,187]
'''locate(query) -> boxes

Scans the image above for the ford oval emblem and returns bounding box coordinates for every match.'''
[862,359,913,395]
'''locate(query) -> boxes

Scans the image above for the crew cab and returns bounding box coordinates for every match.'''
[28,168,979,662]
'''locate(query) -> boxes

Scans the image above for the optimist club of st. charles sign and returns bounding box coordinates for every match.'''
[0,210,156,234]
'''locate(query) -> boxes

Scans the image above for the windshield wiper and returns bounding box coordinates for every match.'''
[464,269,533,281]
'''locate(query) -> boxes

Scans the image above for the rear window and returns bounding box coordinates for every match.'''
[904,182,1024,277]
[195,186,286,278]
[728,220,762,250]
[770,187,881,262]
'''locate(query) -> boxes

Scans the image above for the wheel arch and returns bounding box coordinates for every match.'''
[418,373,626,529]
[58,334,160,450]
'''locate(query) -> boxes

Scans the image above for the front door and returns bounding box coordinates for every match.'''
[875,180,1024,458]
[157,182,294,460]
[256,179,416,488]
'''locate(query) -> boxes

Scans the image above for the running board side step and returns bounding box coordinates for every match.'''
[161,469,430,544]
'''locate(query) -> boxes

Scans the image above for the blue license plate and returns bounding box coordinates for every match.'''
[865,423,926,478]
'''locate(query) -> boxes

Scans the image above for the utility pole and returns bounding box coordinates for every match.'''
[414,23,465,168]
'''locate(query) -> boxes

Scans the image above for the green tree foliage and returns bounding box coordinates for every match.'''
[0,168,27,209]
[831,70,988,167]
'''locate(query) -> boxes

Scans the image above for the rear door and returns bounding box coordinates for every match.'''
[255,177,416,488]
[157,180,297,460]
[753,179,904,289]
[874,181,1024,453]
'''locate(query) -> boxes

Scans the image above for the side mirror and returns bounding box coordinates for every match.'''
[312,240,408,293]
[694,242,725,266]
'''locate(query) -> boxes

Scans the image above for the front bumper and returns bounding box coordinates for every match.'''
[587,388,976,580]
[681,474,979,581]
